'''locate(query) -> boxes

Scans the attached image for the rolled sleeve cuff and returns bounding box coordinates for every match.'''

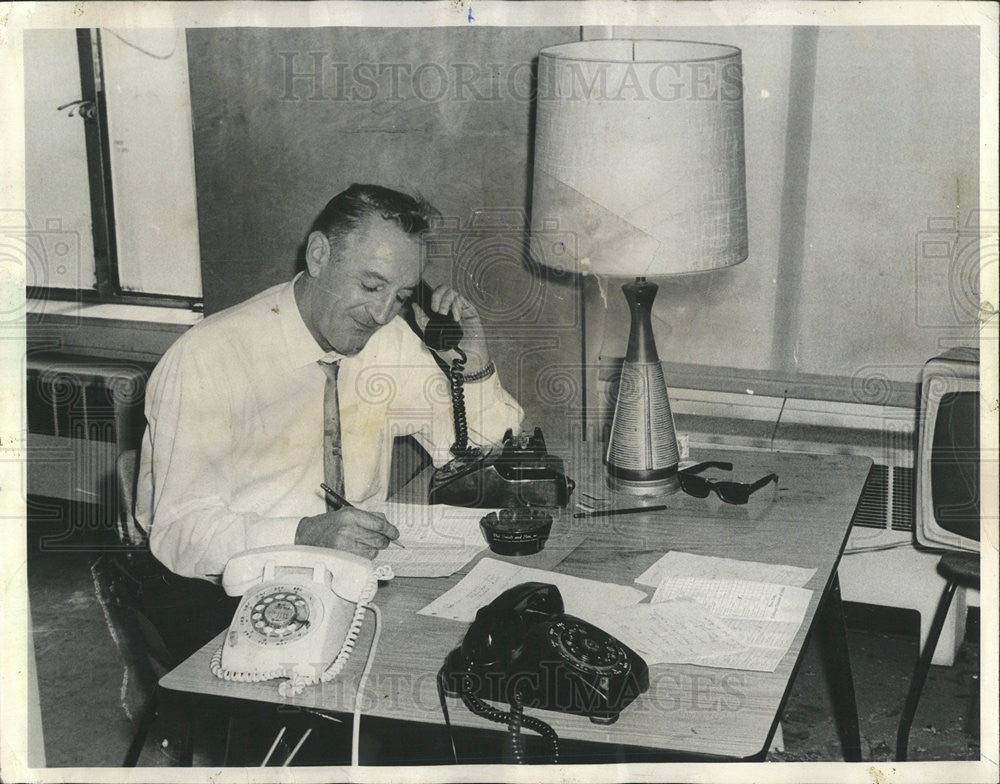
[245,516,302,551]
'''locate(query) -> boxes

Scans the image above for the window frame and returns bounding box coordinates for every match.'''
[26,29,203,313]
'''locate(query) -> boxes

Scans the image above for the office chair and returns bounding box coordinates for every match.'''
[91,449,192,766]
[895,551,980,761]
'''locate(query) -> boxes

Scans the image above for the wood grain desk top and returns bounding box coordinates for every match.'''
[160,447,872,761]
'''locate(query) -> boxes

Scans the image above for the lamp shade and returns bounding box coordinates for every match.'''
[531,40,748,277]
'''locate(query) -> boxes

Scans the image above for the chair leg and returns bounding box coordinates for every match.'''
[123,686,159,766]
[896,579,959,761]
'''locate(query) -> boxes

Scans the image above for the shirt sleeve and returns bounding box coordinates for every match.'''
[403,334,525,465]
[135,339,301,581]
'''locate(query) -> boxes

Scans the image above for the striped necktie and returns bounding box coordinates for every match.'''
[318,360,344,506]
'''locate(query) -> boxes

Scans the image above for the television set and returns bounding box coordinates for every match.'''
[915,346,980,553]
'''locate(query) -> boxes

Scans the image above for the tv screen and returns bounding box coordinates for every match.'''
[930,391,980,543]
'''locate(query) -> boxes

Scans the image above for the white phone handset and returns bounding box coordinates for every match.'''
[210,545,392,694]
[221,545,375,602]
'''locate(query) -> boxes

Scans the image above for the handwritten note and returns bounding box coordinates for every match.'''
[651,576,812,622]
[418,557,647,622]
[635,551,816,589]
[587,600,745,665]
[363,502,492,577]
[647,575,813,671]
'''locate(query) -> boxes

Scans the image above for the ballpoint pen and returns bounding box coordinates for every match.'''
[572,505,668,519]
[320,483,406,548]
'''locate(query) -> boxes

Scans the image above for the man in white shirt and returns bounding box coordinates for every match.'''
[136,184,523,585]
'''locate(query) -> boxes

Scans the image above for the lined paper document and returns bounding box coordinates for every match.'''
[418,557,647,622]
[364,502,492,577]
[651,576,813,622]
[589,552,817,672]
[635,550,816,589]
[588,600,745,665]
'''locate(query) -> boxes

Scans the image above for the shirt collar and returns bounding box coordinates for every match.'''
[278,272,347,368]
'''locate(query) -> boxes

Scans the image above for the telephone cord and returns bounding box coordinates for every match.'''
[351,602,380,766]
[508,691,525,763]
[513,693,559,763]
[436,666,460,764]
[457,674,559,764]
[449,348,469,456]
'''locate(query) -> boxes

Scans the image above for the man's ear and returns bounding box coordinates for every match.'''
[304,231,332,278]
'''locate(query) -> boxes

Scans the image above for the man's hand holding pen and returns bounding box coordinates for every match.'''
[295,484,402,559]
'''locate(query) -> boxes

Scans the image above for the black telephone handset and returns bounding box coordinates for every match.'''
[412,280,463,352]
[440,583,649,762]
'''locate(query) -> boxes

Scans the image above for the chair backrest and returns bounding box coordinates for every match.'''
[116,449,147,547]
[106,447,178,673]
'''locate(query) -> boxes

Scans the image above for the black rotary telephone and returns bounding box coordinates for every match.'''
[407,282,574,508]
[438,583,649,763]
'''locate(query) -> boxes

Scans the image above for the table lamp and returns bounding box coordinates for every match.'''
[530,40,748,496]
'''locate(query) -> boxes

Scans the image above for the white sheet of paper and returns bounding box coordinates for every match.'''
[418,557,648,622]
[587,600,745,665]
[364,502,492,577]
[650,576,813,623]
[638,575,814,672]
[635,550,816,589]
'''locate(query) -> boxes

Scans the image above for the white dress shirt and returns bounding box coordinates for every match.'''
[135,277,524,581]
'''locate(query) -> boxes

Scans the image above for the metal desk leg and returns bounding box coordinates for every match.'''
[817,572,862,761]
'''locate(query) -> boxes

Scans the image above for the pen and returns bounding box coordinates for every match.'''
[573,504,669,519]
[320,483,405,548]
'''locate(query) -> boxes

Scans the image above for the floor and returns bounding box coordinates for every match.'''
[27,506,981,769]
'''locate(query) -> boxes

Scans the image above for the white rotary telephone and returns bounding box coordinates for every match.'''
[210,545,392,695]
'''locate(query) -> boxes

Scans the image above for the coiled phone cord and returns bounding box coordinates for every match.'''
[453,673,559,764]
[350,602,380,767]
[448,347,470,456]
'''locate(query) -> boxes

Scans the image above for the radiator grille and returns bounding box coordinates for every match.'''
[26,352,154,510]
[26,353,153,449]
[891,465,915,531]
[854,463,915,531]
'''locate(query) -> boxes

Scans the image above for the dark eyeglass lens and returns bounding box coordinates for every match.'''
[713,483,750,504]
[678,475,711,497]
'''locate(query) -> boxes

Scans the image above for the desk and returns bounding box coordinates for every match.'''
[160,447,871,762]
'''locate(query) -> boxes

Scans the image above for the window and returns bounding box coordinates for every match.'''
[25,28,202,309]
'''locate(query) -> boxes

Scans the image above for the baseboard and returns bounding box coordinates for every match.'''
[843,601,920,638]
[843,601,980,645]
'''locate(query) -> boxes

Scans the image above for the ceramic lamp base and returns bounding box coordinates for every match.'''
[604,279,681,497]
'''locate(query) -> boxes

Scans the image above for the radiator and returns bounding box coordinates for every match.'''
[26,351,153,511]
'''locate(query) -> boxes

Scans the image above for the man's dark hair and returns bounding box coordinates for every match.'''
[309,184,435,256]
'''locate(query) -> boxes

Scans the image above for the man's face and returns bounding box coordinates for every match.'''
[300,217,422,355]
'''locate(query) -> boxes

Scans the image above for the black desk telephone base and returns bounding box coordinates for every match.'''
[439,582,648,763]
[429,428,575,508]
[404,282,574,509]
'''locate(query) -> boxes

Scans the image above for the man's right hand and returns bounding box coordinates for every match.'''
[295,508,400,559]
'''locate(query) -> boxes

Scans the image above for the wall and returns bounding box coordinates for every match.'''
[185,26,582,441]
[42,26,981,440]
[596,25,981,415]
[798,26,980,386]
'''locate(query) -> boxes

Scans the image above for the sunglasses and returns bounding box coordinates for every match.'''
[677,462,779,505]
